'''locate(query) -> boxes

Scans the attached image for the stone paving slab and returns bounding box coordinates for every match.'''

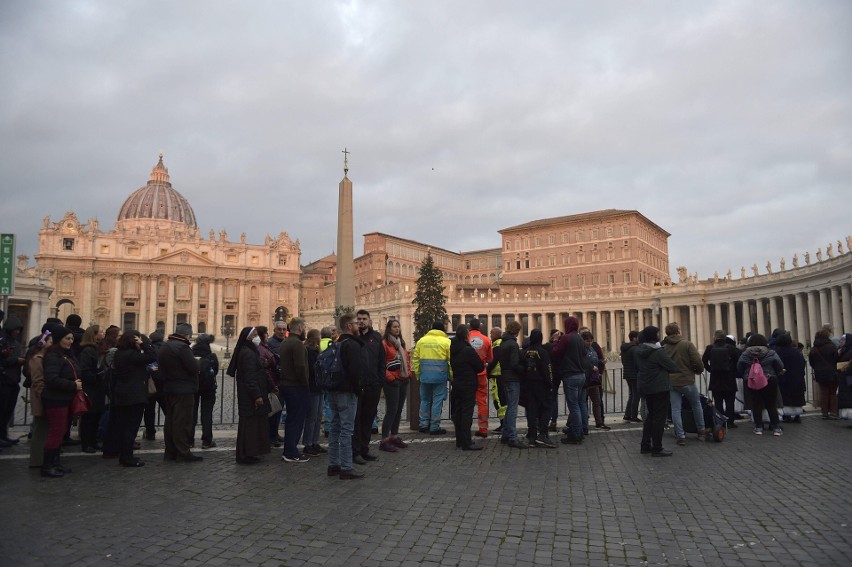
[1,415,850,566]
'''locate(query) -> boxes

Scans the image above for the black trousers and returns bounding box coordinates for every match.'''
[193,390,216,444]
[144,395,166,437]
[451,381,476,448]
[353,384,381,457]
[525,381,551,439]
[750,377,779,429]
[0,383,20,439]
[79,411,103,449]
[624,379,640,420]
[712,391,737,424]
[112,403,145,462]
[641,391,669,452]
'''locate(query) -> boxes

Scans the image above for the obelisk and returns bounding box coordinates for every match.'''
[335,148,355,311]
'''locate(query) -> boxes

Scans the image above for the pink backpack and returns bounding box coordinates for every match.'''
[747,359,768,390]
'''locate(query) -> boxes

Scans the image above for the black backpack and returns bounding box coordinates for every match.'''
[709,345,730,373]
[524,349,541,380]
[197,353,218,393]
[315,339,348,391]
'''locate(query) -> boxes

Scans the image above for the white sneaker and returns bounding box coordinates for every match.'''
[753,428,763,435]
[282,454,310,463]
[772,428,783,437]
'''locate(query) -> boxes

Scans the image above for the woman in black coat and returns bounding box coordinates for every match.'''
[41,326,83,478]
[774,333,806,421]
[809,329,838,419]
[836,334,852,417]
[109,330,155,467]
[227,327,271,464]
[450,324,485,451]
[78,325,106,453]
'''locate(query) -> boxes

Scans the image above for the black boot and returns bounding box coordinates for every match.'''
[55,449,71,474]
[41,449,64,478]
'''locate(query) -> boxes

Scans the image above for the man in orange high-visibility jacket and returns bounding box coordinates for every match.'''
[467,318,492,437]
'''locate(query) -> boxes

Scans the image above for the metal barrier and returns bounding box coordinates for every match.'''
[13,364,819,429]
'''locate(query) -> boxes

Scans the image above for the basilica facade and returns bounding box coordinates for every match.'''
[34,155,301,335]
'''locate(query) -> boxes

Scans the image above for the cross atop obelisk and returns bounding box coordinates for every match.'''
[342,147,350,176]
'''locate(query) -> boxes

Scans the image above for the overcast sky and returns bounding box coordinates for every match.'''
[1,1,850,280]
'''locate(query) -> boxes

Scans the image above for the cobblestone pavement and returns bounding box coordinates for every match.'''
[1,414,850,567]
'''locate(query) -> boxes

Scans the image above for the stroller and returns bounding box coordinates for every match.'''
[681,394,728,442]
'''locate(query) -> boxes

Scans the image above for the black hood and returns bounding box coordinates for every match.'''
[2,316,23,333]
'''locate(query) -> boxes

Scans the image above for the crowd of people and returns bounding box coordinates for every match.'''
[1,307,850,478]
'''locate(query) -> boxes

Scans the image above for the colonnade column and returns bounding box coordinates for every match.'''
[768,297,779,334]
[714,303,723,334]
[842,284,852,333]
[782,295,794,339]
[594,311,603,347]
[727,302,737,338]
[208,280,217,337]
[819,289,830,328]
[808,291,819,346]
[794,293,806,343]
[755,298,765,335]
[830,286,842,332]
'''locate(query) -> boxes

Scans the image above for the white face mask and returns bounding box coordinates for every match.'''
[251,336,261,346]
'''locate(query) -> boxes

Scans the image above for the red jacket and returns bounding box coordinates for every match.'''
[383,339,412,382]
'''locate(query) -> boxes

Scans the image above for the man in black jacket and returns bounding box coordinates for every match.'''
[158,323,201,462]
[0,316,25,446]
[328,313,366,480]
[620,331,641,423]
[498,321,528,448]
[552,316,587,444]
[352,310,384,464]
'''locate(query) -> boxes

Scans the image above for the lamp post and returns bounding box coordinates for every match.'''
[221,321,235,359]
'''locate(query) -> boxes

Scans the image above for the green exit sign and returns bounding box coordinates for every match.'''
[0,234,15,295]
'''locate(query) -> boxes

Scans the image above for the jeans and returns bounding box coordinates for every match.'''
[502,381,521,441]
[280,386,310,458]
[302,392,323,447]
[328,391,358,471]
[562,374,587,440]
[418,381,447,431]
[670,384,704,438]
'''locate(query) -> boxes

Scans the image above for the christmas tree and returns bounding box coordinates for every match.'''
[412,253,448,341]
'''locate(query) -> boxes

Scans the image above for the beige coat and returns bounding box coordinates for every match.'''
[28,353,45,417]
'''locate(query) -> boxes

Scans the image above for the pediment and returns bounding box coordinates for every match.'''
[152,249,218,267]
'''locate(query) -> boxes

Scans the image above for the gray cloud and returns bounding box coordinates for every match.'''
[1,0,849,276]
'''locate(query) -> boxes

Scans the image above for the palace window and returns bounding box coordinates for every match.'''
[622,225,630,236]
[100,245,109,254]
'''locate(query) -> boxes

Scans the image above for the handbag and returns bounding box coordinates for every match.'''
[267,392,282,417]
[147,377,158,396]
[70,390,91,417]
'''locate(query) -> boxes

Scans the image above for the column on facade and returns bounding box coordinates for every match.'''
[148,277,158,333]
[726,302,737,338]
[190,278,200,330]
[807,291,819,346]
[768,296,779,334]
[818,288,830,329]
[112,275,122,326]
[166,279,176,333]
[609,311,618,351]
[755,298,765,336]
[663,307,672,331]
[81,273,93,324]
[139,275,148,332]
[842,284,852,333]
[830,286,842,333]
[238,281,247,330]
[686,305,695,343]
[781,295,794,339]
[794,293,806,343]
[208,279,217,337]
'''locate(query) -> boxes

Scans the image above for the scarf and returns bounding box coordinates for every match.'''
[387,335,409,378]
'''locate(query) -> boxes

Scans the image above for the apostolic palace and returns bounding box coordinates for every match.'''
[6,155,852,353]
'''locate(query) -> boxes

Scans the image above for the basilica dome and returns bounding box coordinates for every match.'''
[116,154,197,228]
